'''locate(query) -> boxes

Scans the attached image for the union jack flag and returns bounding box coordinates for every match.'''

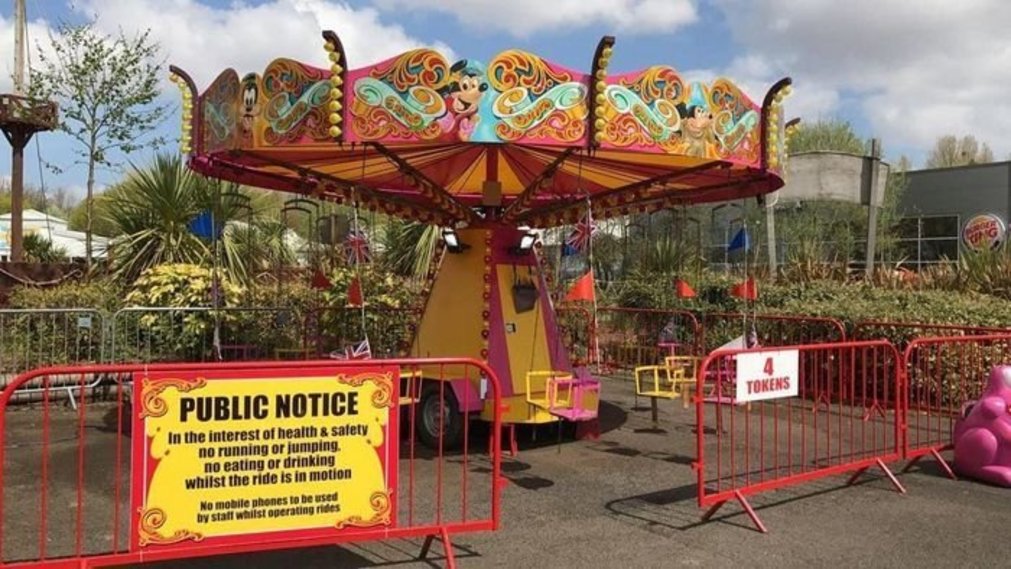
[344,227,371,265]
[563,212,597,255]
[329,338,372,360]
[345,338,372,360]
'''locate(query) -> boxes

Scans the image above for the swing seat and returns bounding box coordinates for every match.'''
[398,369,423,406]
[665,356,699,408]
[634,365,680,400]
[525,371,599,421]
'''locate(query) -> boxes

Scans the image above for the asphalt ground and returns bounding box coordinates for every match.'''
[2,376,1009,569]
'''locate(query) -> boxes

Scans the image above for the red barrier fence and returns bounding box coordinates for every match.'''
[901,334,1011,478]
[556,306,596,367]
[594,308,702,371]
[698,312,847,353]
[853,320,1011,346]
[0,358,502,569]
[695,341,905,533]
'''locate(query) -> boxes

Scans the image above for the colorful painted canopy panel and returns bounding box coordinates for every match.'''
[174,33,792,228]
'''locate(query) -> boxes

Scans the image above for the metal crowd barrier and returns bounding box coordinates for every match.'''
[901,334,1011,478]
[0,358,503,569]
[694,340,905,533]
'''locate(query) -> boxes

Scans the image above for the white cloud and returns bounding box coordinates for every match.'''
[710,0,1011,163]
[3,1,454,92]
[374,0,698,37]
[71,0,456,88]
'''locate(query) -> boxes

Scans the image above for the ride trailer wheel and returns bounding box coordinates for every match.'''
[417,383,464,450]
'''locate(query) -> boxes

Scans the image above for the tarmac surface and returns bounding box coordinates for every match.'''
[3,376,1008,569]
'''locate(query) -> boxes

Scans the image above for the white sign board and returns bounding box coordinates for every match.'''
[735,349,799,403]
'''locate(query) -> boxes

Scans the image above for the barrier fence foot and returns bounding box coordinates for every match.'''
[487,424,518,458]
[900,455,922,474]
[845,466,870,487]
[700,491,768,534]
[904,450,956,480]
[510,425,518,457]
[847,461,907,495]
[875,459,907,494]
[575,419,600,440]
[419,528,457,568]
[929,449,957,480]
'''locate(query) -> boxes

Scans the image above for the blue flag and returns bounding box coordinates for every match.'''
[727,227,750,252]
[561,243,579,257]
[188,210,220,240]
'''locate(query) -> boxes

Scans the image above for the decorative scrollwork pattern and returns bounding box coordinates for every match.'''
[334,491,393,529]
[335,372,395,408]
[137,508,203,546]
[139,377,207,419]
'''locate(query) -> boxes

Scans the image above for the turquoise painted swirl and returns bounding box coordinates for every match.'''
[493,82,587,131]
[265,80,330,135]
[714,109,759,153]
[353,77,445,131]
[604,85,681,141]
[203,102,235,143]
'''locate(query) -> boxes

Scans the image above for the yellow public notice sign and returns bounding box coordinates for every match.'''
[130,365,399,552]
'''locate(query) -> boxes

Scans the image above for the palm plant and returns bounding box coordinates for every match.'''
[381,219,440,280]
[23,233,68,263]
[102,153,283,283]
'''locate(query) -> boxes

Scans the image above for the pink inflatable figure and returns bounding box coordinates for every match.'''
[953,365,1011,487]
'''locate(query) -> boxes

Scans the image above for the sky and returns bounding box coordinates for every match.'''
[1,0,1010,200]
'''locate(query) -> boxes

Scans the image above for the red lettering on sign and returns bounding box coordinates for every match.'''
[763,357,774,376]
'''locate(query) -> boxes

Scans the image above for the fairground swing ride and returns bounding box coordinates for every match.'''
[168,31,793,447]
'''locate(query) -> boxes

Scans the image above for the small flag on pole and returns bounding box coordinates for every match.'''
[564,270,596,302]
[727,227,750,252]
[730,277,758,300]
[345,338,372,360]
[329,338,372,360]
[187,210,221,240]
[346,276,364,307]
[344,227,372,265]
[311,270,332,290]
[674,278,696,299]
[563,212,597,256]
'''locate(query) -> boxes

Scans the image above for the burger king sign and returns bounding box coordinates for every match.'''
[962,214,1006,251]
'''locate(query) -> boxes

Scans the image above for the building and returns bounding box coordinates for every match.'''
[896,161,1011,268]
[0,209,109,260]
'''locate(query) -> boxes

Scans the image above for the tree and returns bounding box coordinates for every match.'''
[786,119,866,155]
[29,23,170,267]
[925,135,994,168]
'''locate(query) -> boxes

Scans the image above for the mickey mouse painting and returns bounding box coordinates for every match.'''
[437,59,489,141]
[678,83,715,158]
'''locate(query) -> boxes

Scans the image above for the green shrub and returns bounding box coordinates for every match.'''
[318,265,419,357]
[600,274,1011,348]
[9,279,124,311]
[117,264,244,361]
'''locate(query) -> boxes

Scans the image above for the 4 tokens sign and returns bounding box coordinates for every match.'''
[131,365,399,552]
[962,213,1006,251]
[735,349,800,403]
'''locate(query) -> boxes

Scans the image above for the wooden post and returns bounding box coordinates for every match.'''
[10,132,25,262]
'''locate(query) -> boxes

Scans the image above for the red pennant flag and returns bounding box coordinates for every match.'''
[347,276,364,307]
[730,277,758,300]
[311,269,332,290]
[564,270,596,303]
[674,278,696,299]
